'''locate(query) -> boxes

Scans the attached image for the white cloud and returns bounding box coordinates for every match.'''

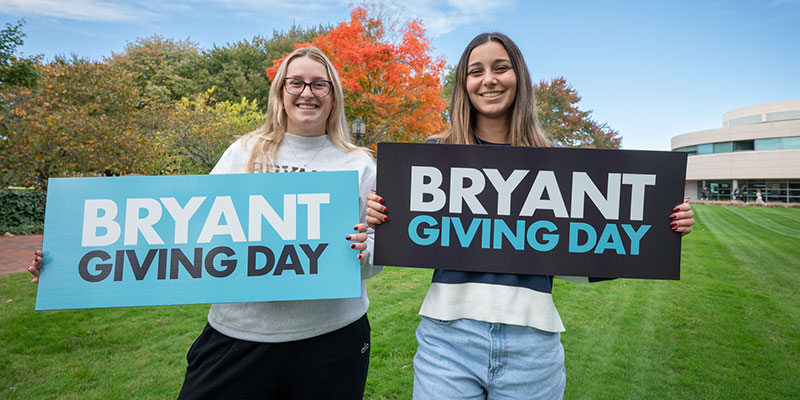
[209,0,514,37]
[392,0,514,37]
[0,0,161,22]
[212,0,344,13]
[0,0,512,34]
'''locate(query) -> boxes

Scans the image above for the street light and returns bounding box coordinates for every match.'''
[351,118,365,146]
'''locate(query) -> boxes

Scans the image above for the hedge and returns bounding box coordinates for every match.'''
[0,189,46,234]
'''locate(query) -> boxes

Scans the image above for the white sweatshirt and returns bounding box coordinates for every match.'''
[206,133,382,342]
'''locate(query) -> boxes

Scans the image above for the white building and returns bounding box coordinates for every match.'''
[671,100,800,202]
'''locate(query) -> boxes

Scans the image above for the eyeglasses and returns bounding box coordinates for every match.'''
[282,78,333,97]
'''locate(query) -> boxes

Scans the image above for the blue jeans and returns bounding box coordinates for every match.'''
[413,316,566,399]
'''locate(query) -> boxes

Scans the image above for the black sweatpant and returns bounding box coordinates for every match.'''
[177,314,370,400]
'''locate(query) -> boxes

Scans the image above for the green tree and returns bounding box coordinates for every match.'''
[0,19,39,89]
[439,64,456,123]
[441,64,456,105]
[152,89,263,175]
[536,77,622,149]
[195,40,270,111]
[195,25,329,111]
[107,35,203,101]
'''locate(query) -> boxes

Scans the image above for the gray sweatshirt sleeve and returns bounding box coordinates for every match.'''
[358,155,383,280]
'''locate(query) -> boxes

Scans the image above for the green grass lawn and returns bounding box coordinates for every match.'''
[1,204,798,399]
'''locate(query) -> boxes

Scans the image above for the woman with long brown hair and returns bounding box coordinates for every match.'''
[367,32,694,399]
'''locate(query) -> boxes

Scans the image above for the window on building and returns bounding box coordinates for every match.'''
[790,180,800,203]
[674,145,697,155]
[782,137,800,150]
[755,138,781,151]
[765,181,786,203]
[713,142,732,153]
[741,180,766,202]
[766,110,800,122]
[733,140,754,152]
[728,115,762,127]
[738,180,800,203]
[707,180,732,201]
[700,180,800,203]
[678,136,800,156]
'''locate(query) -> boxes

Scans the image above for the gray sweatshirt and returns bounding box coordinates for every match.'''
[206,133,382,342]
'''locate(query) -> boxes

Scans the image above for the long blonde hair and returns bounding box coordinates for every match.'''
[432,32,551,147]
[241,46,364,172]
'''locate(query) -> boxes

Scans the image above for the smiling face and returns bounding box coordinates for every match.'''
[465,40,517,120]
[282,56,334,136]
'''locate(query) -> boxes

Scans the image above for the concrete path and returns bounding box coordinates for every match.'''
[0,234,42,275]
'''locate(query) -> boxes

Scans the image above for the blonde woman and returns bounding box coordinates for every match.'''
[30,47,382,399]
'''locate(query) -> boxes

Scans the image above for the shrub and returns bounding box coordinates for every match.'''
[692,199,800,208]
[0,189,45,234]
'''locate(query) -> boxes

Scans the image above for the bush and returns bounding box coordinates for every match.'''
[0,189,46,234]
[692,199,800,208]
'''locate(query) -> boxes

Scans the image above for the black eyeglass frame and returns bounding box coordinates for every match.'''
[282,78,333,97]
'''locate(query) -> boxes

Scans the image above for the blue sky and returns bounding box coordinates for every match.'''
[2,0,799,150]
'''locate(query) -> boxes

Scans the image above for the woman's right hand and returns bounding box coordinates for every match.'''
[28,249,42,284]
[366,191,389,229]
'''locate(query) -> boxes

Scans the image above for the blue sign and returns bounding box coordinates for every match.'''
[36,172,361,310]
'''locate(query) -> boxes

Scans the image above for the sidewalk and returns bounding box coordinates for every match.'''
[0,234,42,275]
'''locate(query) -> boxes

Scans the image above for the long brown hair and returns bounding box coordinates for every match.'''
[432,32,550,147]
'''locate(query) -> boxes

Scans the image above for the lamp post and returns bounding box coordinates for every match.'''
[351,118,366,146]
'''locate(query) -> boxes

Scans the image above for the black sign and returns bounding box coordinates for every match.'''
[374,143,687,279]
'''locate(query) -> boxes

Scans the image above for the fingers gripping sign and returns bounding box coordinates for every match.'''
[346,224,369,260]
[366,190,389,229]
[28,249,42,284]
[669,197,695,237]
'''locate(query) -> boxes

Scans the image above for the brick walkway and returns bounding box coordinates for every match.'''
[0,234,42,275]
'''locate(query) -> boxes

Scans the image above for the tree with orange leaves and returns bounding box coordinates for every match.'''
[268,6,447,148]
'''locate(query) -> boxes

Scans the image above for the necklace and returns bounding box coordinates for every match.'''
[284,134,327,170]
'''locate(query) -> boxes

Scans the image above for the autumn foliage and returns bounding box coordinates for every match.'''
[0,59,159,188]
[268,6,447,147]
[0,8,623,191]
[0,60,264,188]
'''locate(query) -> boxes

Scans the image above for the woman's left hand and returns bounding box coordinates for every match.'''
[670,197,695,237]
[346,223,368,260]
